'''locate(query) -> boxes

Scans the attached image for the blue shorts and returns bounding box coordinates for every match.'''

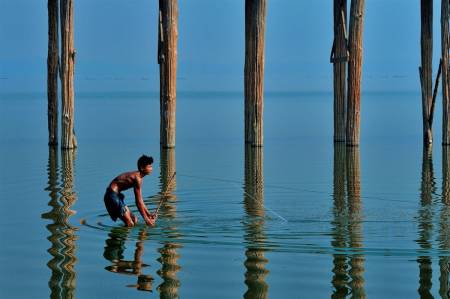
[104,188,127,222]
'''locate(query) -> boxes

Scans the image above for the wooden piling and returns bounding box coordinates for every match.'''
[420,0,434,145]
[442,0,450,145]
[346,0,365,146]
[60,0,77,149]
[47,0,59,146]
[158,0,178,148]
[244,0,266,147]
[332,0,348,142]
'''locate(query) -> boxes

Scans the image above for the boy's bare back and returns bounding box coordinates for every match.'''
[108,171,142,193]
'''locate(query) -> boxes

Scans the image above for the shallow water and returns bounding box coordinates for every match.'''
[1,91,450,298]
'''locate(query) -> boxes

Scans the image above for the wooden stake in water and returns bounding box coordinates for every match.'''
[158,0,178,148]
[244,0,266,147]
[60,0,77,149]
[47,0,59,146]
[346,0,365,146]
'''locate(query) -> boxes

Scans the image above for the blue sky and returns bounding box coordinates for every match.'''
[0,0,443,92]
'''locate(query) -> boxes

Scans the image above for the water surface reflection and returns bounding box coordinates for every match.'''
[157,147,181,298]
[42,148,78,299]
[243,146,269,299]
[103,226,154,291]
[331,145,366,299]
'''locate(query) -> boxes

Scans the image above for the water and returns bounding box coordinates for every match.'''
[1,91,450,298]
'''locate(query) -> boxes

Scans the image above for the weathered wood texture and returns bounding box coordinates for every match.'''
[60,0,77,149]
[47,0,59,146]
[346,0,365,146]
[158,0,178,148]
[442,0,450,144]
[245,0,266,147]
[420,0,434,145]
[244,145,268,299]
[332,0,348,142]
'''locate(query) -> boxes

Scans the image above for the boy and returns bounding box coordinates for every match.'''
[104,155,158,227]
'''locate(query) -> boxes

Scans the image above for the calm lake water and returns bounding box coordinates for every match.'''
[1,91,450,298]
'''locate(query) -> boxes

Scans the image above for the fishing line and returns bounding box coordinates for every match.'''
[179,173,288,223]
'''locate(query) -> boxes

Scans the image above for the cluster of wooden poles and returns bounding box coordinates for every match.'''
[47,0,449,149]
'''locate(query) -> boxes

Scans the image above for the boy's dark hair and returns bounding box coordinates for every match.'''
[137,155,154,170]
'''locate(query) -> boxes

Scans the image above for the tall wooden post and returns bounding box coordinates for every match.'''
[332,0,348,142]
[442,0,450,144]
[47,0,59,146]
[60,0,77,149]
[158,0,178,148]
[346,0,365,146]
[420,0,434,145]
[244,0,266,147]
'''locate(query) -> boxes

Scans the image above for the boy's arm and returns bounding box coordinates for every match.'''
[134,182,157,226]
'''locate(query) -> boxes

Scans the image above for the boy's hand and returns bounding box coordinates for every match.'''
[145,213,158,226]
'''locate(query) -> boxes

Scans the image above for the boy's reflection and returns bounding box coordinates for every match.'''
[331,145,366,299]
[103,226,154,292]
[42,148,78,299]
[243,145,269,299]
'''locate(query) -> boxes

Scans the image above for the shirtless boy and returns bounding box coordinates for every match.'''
[104,155,157,227]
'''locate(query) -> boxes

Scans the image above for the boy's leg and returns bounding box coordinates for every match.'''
[120,206,135,227]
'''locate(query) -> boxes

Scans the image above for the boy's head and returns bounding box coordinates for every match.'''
[137,155,154,172]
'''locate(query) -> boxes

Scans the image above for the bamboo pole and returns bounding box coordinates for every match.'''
[47,0,59,146]
[420,0,434,145]
[442,0,450,144]
[346,0,365,146]
[60,0,77,149]
[332,0,348,142]
[158,0,178,148]
[245,0,266,147]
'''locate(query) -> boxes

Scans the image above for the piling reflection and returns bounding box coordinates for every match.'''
[157,147,181,298]
[42,148,78,299]
[331,145,366,299]
[439,147,450,298]
[103,226,154,292]
[243,145,269,299]
[417,145,435,299]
